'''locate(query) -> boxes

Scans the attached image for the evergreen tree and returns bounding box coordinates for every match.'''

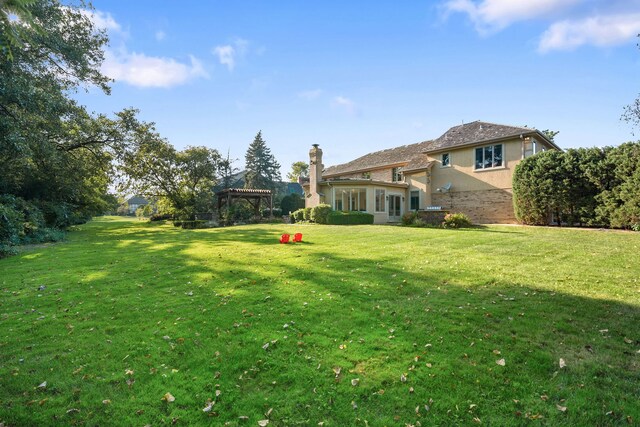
[244,131,281,191]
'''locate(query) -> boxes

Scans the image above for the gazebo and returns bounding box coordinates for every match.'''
[216,188,273,217]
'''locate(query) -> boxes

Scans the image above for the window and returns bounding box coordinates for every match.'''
[410,190,419,211]
[375,189,386,212]
[442,153,450,167]
[475,144,503,170]
[523,138,543,158]
[335,188,367,212]
[392,167,403,182]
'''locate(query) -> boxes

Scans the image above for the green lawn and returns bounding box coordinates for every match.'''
[1,217,639,426]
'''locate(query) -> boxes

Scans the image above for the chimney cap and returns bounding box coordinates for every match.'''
[312,143,320,148]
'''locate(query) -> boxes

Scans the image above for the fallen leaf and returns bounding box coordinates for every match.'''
[203,401,214,412]
[496,359,506,366]
[400,374,407,382]
[556,404,567,412]
[409,387,414,393]
[624,337,633,344]
[215,390,221,397]
[262,342,270,350]
[102,399,111,405]
[37,381,47,389]
[351,378,360,386]
[265,407,273,417]
[125,369,134,375]
[559,358,566,369]
[332,366,342,377]
[162,392,175,403]
[258,420,269,426]
[492,349,501,355]
[540,395,549,401]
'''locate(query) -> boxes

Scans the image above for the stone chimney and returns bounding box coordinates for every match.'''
[308,144,323,207]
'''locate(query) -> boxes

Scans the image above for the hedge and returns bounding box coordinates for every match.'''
[172,220,209,229]
[326,211,374,225]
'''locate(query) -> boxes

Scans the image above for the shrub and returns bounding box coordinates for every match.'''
[173,220,209,229]
[290,209,305,223]
[150,213,173,221]
[311,204,332,224]
[303,207,313,221]
[442,213,472,229]
[261,208,282,217]
[327,211,374,225]
[401,211,418,226]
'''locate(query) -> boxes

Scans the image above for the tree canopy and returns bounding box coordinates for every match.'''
[244,131,281,191]
[286,161,309,182]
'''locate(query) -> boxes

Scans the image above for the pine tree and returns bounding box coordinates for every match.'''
[244,131,281,190]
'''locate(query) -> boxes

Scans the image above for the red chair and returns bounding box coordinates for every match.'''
[279,234,290,244]
[293,233,303,242]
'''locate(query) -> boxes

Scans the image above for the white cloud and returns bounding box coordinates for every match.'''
[442,0,580,33]
[103,51,208,88]
[298,89,323,100]
[78,9,123,33]
[155,30,166,41]
[213,38,249,71]
[213,45,236,71]
[332,96,358,116]
[539,13,640,52]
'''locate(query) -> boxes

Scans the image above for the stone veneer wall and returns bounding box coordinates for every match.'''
[431,189,516,224]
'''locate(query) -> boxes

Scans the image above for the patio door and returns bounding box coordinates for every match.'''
[388,194,402,221]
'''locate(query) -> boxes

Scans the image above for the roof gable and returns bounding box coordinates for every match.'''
[323,121,550,176]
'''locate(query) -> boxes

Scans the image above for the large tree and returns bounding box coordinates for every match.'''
[117,120,223,219]
[0,0,118,219]
[244,131,281,191]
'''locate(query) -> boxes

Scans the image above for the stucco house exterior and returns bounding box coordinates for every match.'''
[301,121,560,224]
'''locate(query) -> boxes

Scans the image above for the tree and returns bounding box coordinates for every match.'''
[118,122,222,219]
[286,161,309,182]
[622,36,640,132]
[541,129,559,142]
[219,149,239,190]
[0,0,41,60]
[244,131,281,191]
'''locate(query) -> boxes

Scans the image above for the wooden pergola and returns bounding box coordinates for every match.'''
[216,188,273,217]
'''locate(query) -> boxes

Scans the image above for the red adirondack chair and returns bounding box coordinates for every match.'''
[279,234,290,244]
[293,233,303,242]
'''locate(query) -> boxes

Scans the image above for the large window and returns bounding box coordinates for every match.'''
[375,189,386,212]
[335,188,367,212]
[410,190,419,210]
[475,144,503,170]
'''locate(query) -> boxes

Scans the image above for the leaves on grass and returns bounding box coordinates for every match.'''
[258,420,269,426]
[400,374,407,382]
[202,400,214,412]
[102,399,111,405]
[559,358,566,369]
[162,392,175,402]
[37,381,47,389]
[496,359,506,366]
[351,378,360,386]
[556,404,567,412]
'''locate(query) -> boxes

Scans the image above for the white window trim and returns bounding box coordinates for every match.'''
[374,188,386,213]
[474,143,505,171]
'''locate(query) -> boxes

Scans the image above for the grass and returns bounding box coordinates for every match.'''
[0,216,639,426]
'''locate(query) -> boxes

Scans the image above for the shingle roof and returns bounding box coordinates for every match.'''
[323,121,547,177]
[428,121,534,151]
[127,196,148,205]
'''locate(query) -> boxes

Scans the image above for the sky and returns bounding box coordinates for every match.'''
[75,0,640,175]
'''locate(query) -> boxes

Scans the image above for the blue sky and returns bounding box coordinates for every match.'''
[76,0,640,175]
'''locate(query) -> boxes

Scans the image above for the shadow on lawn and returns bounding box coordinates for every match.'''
[2,218,638,426]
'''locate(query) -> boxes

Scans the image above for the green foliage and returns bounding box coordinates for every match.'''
[310,204,332,224]
[220,202,254,226]
[172,220,209,229]
[290,208,305,223]
[442,212,472,228]
[0,195,67,256]
[402,211,419,226]
[244,131,281,191]
[326,211,374,225]
[286,161,309,182]
[514,143,640,229]
[280,193,305,215]
[303,207,313,221]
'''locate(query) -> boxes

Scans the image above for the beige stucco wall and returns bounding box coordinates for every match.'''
[404,171,431,210]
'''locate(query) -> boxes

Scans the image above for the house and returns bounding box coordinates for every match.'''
[126,196,149,214]
[301,121,560,224]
